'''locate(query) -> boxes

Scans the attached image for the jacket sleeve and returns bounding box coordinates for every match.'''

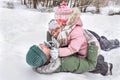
[59,27,86,57]
[36,58,61,74]
[46,31,52,41]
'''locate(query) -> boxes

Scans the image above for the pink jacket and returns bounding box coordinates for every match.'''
[58,18,100,58]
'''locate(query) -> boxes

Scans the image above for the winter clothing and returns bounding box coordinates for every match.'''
[50,48,59,60]
[36,58,61,74]
[35,44,98,74]
[87,30,101,42]
[90,55,113,76]
[47,7,100,58]
[57,45,98,73]
[35,31,99,74]
[47,27,100,58]
[55,2,73,15]
[99,36,120,51]
[43,4,114,75]
[26,45,47,68]
[56,24,76,47]
[55,2,73,24]
[44,41,59,60]
[88,30,120,51]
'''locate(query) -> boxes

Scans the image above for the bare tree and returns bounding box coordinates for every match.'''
[23,0,27,5]
[92,0,109,13]
[33,0,37,8]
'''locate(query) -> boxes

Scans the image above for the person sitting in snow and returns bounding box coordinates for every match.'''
[47,19,120,52]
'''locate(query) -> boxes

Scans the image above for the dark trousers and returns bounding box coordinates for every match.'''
[88,30,120,51]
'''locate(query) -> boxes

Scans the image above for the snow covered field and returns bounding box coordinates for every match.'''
[0,1,120,80]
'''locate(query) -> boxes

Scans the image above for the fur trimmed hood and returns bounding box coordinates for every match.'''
[66,7,83,27]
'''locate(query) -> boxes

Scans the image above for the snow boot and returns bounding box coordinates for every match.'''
[106,63,113,75]
[109,39,120,50]
[89,55,113,76]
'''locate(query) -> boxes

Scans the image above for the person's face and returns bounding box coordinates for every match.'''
[51,27,61,38]
[51,20,65,38]
[39,44,50,60]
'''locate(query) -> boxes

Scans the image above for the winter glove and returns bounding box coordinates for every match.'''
[50,48,59,60]
[44,41,58,49]
[44,41,59,60]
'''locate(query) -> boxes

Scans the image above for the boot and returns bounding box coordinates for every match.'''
[89,55,113,76]
[114,39,120,47]
[98,62,113,76]
[106,63,113,75]
[109,39,120,49]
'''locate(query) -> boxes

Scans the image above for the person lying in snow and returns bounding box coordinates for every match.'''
[26,2,113,76]
[46,19,115,76]
[26,30,112,76]
[45,3,113,75]
[46,18,118,75]
[26,41,98,74]
[26,18,112,75]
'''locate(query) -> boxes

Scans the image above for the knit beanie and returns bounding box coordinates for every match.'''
[26,45,47,68]
[54,2,73,24]
[48,19,60,34]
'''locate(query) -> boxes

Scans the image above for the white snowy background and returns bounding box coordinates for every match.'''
[0,0,120,80]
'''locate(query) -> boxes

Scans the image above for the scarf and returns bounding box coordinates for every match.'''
[56,25,76,47]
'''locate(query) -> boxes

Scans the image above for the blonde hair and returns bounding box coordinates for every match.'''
[66,7,81,26]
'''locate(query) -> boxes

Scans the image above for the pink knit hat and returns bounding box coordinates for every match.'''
[55,2,73,24]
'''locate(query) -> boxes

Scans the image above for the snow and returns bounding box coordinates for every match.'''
[100,6,120,15]
[0,1,120,80]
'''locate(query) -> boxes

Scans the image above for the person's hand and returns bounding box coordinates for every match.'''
[44,41,59,60]
[44,41,58,49]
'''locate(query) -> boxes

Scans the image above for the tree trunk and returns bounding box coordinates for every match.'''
[33,0,37,9]
[95,0,100,13]
[24,0,26,5]
[73,0,77,7]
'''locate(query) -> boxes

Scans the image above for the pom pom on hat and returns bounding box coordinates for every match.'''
[55,2,73,24]
[55,2,73,15]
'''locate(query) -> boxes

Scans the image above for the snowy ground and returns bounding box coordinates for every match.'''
[0,1,120,80]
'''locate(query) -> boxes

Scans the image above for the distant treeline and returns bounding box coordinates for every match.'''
[21,0,120,13]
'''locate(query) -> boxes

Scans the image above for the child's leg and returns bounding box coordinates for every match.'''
[100,36,120,51]
[57,45,98,73]
[90,55,113,76]
[109,39,120,49]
